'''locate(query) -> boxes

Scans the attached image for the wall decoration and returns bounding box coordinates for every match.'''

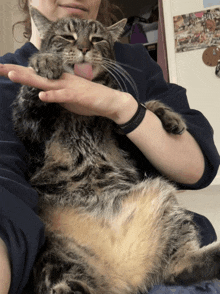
[202,45,220,65]
[174,7,220,53]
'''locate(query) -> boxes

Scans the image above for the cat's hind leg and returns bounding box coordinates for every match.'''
[165,241,220,285]
[32,235,96,294]
[52,280,93,294]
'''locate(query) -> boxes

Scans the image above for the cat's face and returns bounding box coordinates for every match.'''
[31,7,127,78]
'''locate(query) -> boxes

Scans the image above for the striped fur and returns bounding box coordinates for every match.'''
[13,8,220,294]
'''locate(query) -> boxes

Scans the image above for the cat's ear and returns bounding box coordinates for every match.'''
[107,19,127,42]
[30,6,53,39]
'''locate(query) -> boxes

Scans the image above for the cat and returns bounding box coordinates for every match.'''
[13,7,220,294]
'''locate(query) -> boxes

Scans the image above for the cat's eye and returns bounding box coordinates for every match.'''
[91,36,104,43]
[62,35,76,42]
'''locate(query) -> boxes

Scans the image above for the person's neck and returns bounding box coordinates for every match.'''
[30,20,41,49]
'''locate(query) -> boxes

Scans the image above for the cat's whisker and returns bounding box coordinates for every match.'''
[102,63,129,94]
[103,57,143,73]
[101,65,125,93]
[103,58,139,91]
[103,59,139,99]
[92,57,103,65]
[103,58,139,96]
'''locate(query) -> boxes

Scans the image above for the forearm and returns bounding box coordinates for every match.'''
[128,110,205,184]
[0,238,11,294]
[113,93,205,185]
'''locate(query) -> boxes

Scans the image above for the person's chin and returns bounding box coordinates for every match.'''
[59,6,88,19]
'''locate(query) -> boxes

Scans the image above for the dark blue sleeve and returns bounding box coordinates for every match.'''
[0,74,45,294]
[114,43,220,189]
[148,280,220,293]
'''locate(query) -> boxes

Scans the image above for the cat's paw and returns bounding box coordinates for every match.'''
[52,282,71,294]
[52,281,92,294]
[210,245,220,280]
[146,100,187,134]
[29,53,63,79]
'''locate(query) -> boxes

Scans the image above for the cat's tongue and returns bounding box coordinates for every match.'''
[74,63,93,80]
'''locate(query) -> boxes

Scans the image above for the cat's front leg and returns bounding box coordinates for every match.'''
[12,53,64,145]
[13,86,61,145]
[146,100,187,135]
[29,52,63,79]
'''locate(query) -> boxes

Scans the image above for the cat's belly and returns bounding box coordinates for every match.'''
[31,134,140,208]
[40,179,168,291]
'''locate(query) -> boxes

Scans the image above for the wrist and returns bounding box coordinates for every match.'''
[109,91,139,125]
[118,103,147,135]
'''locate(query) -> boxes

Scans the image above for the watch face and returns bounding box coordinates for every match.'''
[202,46,220,66]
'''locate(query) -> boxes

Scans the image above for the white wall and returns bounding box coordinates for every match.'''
[163,0,220,185]
[0,0,26,56]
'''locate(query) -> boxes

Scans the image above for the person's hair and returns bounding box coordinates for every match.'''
[13,0,123,41]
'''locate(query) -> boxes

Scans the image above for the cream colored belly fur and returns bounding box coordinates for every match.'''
[42,179,173,292]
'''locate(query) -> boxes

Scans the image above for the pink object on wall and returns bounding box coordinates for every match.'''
[195,12,204,18]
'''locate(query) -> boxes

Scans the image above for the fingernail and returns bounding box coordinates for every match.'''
[8,71,17,81]
[39,92,46,100]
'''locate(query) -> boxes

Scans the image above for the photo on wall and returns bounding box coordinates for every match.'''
[174,7,220,53]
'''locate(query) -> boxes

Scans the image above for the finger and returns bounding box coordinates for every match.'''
[38,75,93,103]
[0,64,92,92]
[39,89,82,114]
[9,68,84,92]
[39,89,75,103]
[0,64,62,91]
[0,64,19,78]
[8,68,60,91]
[0,64,36,78]
[39,91,55,102]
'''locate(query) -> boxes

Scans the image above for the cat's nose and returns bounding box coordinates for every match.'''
[78,47,90,55]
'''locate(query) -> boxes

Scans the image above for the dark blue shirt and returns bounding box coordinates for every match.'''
[0,42,219,294]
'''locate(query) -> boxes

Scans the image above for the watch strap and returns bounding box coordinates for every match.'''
[118,103,147,135]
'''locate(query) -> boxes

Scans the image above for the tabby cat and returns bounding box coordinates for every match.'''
[13,7,220,294]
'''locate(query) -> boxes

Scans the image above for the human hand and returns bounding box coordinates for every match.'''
[0,238,11,294]
[0,64,137,124]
